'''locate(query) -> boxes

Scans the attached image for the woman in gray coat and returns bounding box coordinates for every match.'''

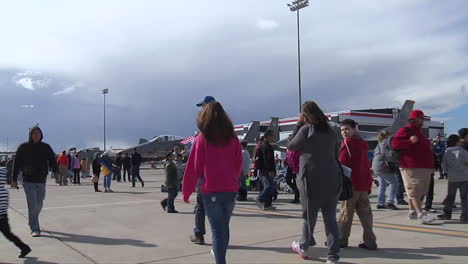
[288,101,341,264]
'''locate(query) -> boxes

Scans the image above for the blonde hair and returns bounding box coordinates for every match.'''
[377,131,390,143]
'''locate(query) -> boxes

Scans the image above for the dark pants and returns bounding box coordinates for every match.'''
[0,214,29,250]
[123,168,131,182]
[202,192,237,264]
[93,174,100,191]
[443,181,468,220]
[424,173,435,210]
[286,167,300,201]
[237,175,248,201]
[73,169,80,184]
[193,192,206,239]
[132,166,144,187]
[396,169,406,202]
[114,169,122,181]
[258,171,275,207]
[162,187,178,211]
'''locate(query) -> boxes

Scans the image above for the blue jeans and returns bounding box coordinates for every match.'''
[104,174,112,189]
[377,174,398,205]
[23,182,46,232]
[193,192,206,239]
[202,192,236,264]
[258,171,275,207]
[444,181,468,220]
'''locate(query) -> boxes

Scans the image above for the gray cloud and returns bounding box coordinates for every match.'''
[0,0,467,150]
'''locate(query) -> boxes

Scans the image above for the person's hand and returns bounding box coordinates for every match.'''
[410,136,419,144]
[268,171,275,177]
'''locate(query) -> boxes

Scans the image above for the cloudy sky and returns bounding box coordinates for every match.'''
[1,0,467,152]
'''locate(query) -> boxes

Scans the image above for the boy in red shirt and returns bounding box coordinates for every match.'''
[338,119,377,250]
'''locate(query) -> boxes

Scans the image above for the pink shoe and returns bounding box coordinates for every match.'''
[292,241,308,259]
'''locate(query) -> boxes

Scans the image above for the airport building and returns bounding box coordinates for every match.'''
[234,106,445,143]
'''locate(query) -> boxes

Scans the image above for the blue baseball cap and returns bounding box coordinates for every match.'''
[196,96,216,107]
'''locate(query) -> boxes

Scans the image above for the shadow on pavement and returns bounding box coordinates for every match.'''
[42,231,157,248]
[24,257,58,264]
[229,245,355,264]
[340,246,468,260]
[228,245,468,262]
[111,191,152,195]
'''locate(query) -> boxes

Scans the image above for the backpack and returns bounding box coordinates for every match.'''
[384,127,413,164]
[338,161,353,201]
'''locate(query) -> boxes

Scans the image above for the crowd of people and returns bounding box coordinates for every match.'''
[1,96,467,264]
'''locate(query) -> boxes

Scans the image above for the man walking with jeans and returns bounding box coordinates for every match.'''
[438,134,468,222]
[131,148,144,188]
[189,95,216,245]
[12,126,58,237]
[256,130,277,211]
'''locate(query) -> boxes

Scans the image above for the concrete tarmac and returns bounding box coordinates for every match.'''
[1,169,467,264]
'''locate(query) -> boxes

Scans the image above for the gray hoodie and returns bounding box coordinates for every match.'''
[372,140,390,175]
[442,147,468,182]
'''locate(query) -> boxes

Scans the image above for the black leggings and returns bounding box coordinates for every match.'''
[286,167,300,201]
[73,169,80,184]
[0,215,29,250]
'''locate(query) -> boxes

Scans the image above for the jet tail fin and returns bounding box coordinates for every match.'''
[138,138,149,144]
[265,117,280,143]
[384,100,415,134]
[243,121,260,143]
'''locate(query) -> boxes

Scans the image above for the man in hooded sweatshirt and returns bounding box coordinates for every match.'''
[338,119,377,250]
[12,126,58,237]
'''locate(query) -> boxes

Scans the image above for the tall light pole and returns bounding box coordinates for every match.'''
[102,88,109,151]
[287,0,309,113]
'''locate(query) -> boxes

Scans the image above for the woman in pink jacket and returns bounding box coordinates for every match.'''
[183,101,242,264]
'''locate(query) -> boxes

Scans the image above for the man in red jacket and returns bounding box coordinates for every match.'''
[392,110,435,224]
[338,119,377,250]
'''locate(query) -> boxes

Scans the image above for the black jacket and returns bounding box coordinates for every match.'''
[12,126,58,183]
[114,156,123,168]
[258,141,275,173]
[92,158,101,174]
[131,152,142,166]
[165,161,178,188]
[122,156,131,169]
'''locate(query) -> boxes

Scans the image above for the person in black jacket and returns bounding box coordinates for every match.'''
[92,153,102,192]
[131,148,144,188]
[122,153,131,183]
[12,126,58,237]
[113,153,123,182]
[256,130,277,210]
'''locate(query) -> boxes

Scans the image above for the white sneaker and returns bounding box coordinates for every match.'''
[326,260,340,264]
[210,249,214,256]
[408,211,418,220]
[291,241,308,259]
[419,213,436,224]
[31,231,40,237]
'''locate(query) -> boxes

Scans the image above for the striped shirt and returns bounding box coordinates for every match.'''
[0,167,8,216]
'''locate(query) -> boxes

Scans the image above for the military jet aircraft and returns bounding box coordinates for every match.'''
[118,135,185,159]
